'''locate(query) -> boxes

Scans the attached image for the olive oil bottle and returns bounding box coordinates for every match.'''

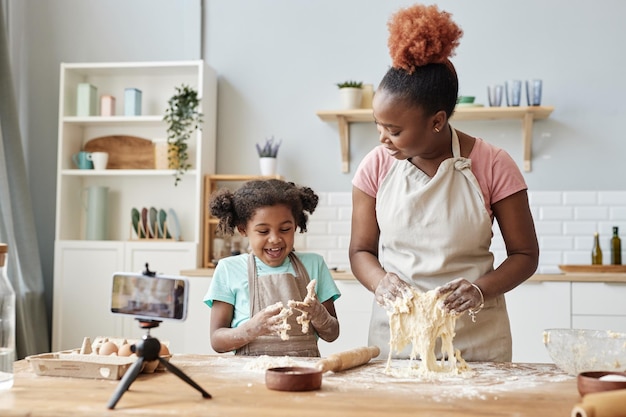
[591,232,603,265]
[611,226,622,265]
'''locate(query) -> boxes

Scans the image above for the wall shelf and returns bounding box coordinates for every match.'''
[316,106,554,173]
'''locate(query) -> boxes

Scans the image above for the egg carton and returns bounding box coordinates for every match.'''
[26,336,171,380]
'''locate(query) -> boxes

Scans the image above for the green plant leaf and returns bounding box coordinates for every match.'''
[163,84,203,186]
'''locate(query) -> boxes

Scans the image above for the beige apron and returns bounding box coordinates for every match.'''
[236,252,320,357]
[370,128,512,362]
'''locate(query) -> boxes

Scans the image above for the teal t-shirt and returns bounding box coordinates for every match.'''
[203,252,340,329]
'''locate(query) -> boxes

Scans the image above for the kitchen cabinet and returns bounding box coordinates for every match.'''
[318,279,373,357]
[316,106,554,173]
[52,240,214,354]
[571,282,626,332]
[505,281,571,363]
[52,61,217,352]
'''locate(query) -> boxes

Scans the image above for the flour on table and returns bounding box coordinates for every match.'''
[386,287,468,376]
[242,354,303,371]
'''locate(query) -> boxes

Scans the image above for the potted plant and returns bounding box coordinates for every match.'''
[336,80,363,109]
[256,136,282,176]
[163,84,203,186]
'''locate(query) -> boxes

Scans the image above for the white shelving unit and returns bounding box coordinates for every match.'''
[52,61,217,353]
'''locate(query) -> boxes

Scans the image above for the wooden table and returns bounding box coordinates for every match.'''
[1,354,580,417]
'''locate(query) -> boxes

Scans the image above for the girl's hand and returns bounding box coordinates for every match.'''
[289,296,325,326]
[374,272,415,309]
[437,277,484,315]
[249,302,292,337]
[288,286,339,342]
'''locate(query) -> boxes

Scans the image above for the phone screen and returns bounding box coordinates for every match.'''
[110,273,188,321]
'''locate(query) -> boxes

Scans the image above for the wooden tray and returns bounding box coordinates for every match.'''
[84,135,154,169]
[558,265,626,273]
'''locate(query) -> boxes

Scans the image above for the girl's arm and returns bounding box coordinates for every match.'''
[209,300,285,353]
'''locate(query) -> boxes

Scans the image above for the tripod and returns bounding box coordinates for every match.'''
[107,319,212,409]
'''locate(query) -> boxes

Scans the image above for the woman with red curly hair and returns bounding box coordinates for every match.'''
[349,4,538,362]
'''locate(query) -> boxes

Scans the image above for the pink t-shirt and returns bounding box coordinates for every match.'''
[352,137,527,219]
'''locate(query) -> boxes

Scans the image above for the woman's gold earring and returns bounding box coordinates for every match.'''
[434,127,440,133]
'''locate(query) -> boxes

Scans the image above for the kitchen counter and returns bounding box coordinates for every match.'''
[2,355,578,417]
[181,268,626,283]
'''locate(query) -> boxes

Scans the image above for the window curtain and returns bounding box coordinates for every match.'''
[0,3,50,358]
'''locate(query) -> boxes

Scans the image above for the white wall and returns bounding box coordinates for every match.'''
[10,0,626,337]
[204,0,626,192]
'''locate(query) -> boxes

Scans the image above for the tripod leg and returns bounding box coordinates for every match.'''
[159,357,212,399]
[107,357,145,409]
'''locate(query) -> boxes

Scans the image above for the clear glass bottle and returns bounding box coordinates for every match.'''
[611,226,622,265]
[591,232,603,265]
[0,243,15,390]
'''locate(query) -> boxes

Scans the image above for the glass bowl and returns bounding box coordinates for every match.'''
[543,328,626,376]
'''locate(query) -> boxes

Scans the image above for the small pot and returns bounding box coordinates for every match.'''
[265,366,322,392]
[577,371,626,396]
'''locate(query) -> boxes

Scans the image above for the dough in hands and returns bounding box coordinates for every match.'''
[387,287,468,375]
[288,279,317,334]
[267,301,292,340]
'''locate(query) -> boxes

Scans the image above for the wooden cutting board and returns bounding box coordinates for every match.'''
[84,135,154,169]
[558,264,626,273]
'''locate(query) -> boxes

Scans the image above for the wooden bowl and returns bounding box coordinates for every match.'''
[577,371,626,396]
[265,366,322,392]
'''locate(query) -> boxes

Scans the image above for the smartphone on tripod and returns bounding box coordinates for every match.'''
[110,272,189,321]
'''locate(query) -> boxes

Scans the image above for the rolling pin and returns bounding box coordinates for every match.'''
[315,346,380,373]
[571,389,626,417]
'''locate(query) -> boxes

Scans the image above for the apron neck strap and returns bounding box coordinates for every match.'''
[451,126,461,158]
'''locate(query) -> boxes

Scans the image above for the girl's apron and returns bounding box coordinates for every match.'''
[236,252,320,357]
[370,128,512,362]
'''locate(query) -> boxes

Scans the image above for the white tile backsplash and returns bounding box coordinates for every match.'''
[302,190,625,273]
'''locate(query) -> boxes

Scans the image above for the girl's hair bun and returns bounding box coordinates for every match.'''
[387,4,463,73]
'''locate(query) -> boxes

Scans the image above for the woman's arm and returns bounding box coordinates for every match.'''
[349,186,386,293]
[209,300,285,353]
[440,189,539,313]
[481,189,539,297]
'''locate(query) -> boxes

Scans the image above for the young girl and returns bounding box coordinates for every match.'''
[203,179,340,357]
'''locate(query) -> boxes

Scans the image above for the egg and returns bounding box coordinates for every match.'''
[117,343,133,357]
[98,341,119,356]
[159,344,170,356]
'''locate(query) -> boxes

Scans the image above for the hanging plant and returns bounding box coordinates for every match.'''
[163,84,203,186]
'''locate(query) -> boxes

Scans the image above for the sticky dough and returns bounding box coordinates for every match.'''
[276,279,317,340]
[386,287,469,375]
[289,280,317,334]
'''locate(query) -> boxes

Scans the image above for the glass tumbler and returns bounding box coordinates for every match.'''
[487,85,503,107]
[526,79,543,106]
[505,80,522,106]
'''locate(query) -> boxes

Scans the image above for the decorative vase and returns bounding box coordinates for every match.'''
[259,157,277,176]
[339,87,363,109]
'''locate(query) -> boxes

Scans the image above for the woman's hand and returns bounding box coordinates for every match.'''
[374,272,415,309]
[437,277,484,315]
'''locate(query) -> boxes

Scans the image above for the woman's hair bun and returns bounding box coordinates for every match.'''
[387,4,463,73]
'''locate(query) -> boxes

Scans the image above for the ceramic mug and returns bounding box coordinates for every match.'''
[72,151,93,169]
[91,152,109,170]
